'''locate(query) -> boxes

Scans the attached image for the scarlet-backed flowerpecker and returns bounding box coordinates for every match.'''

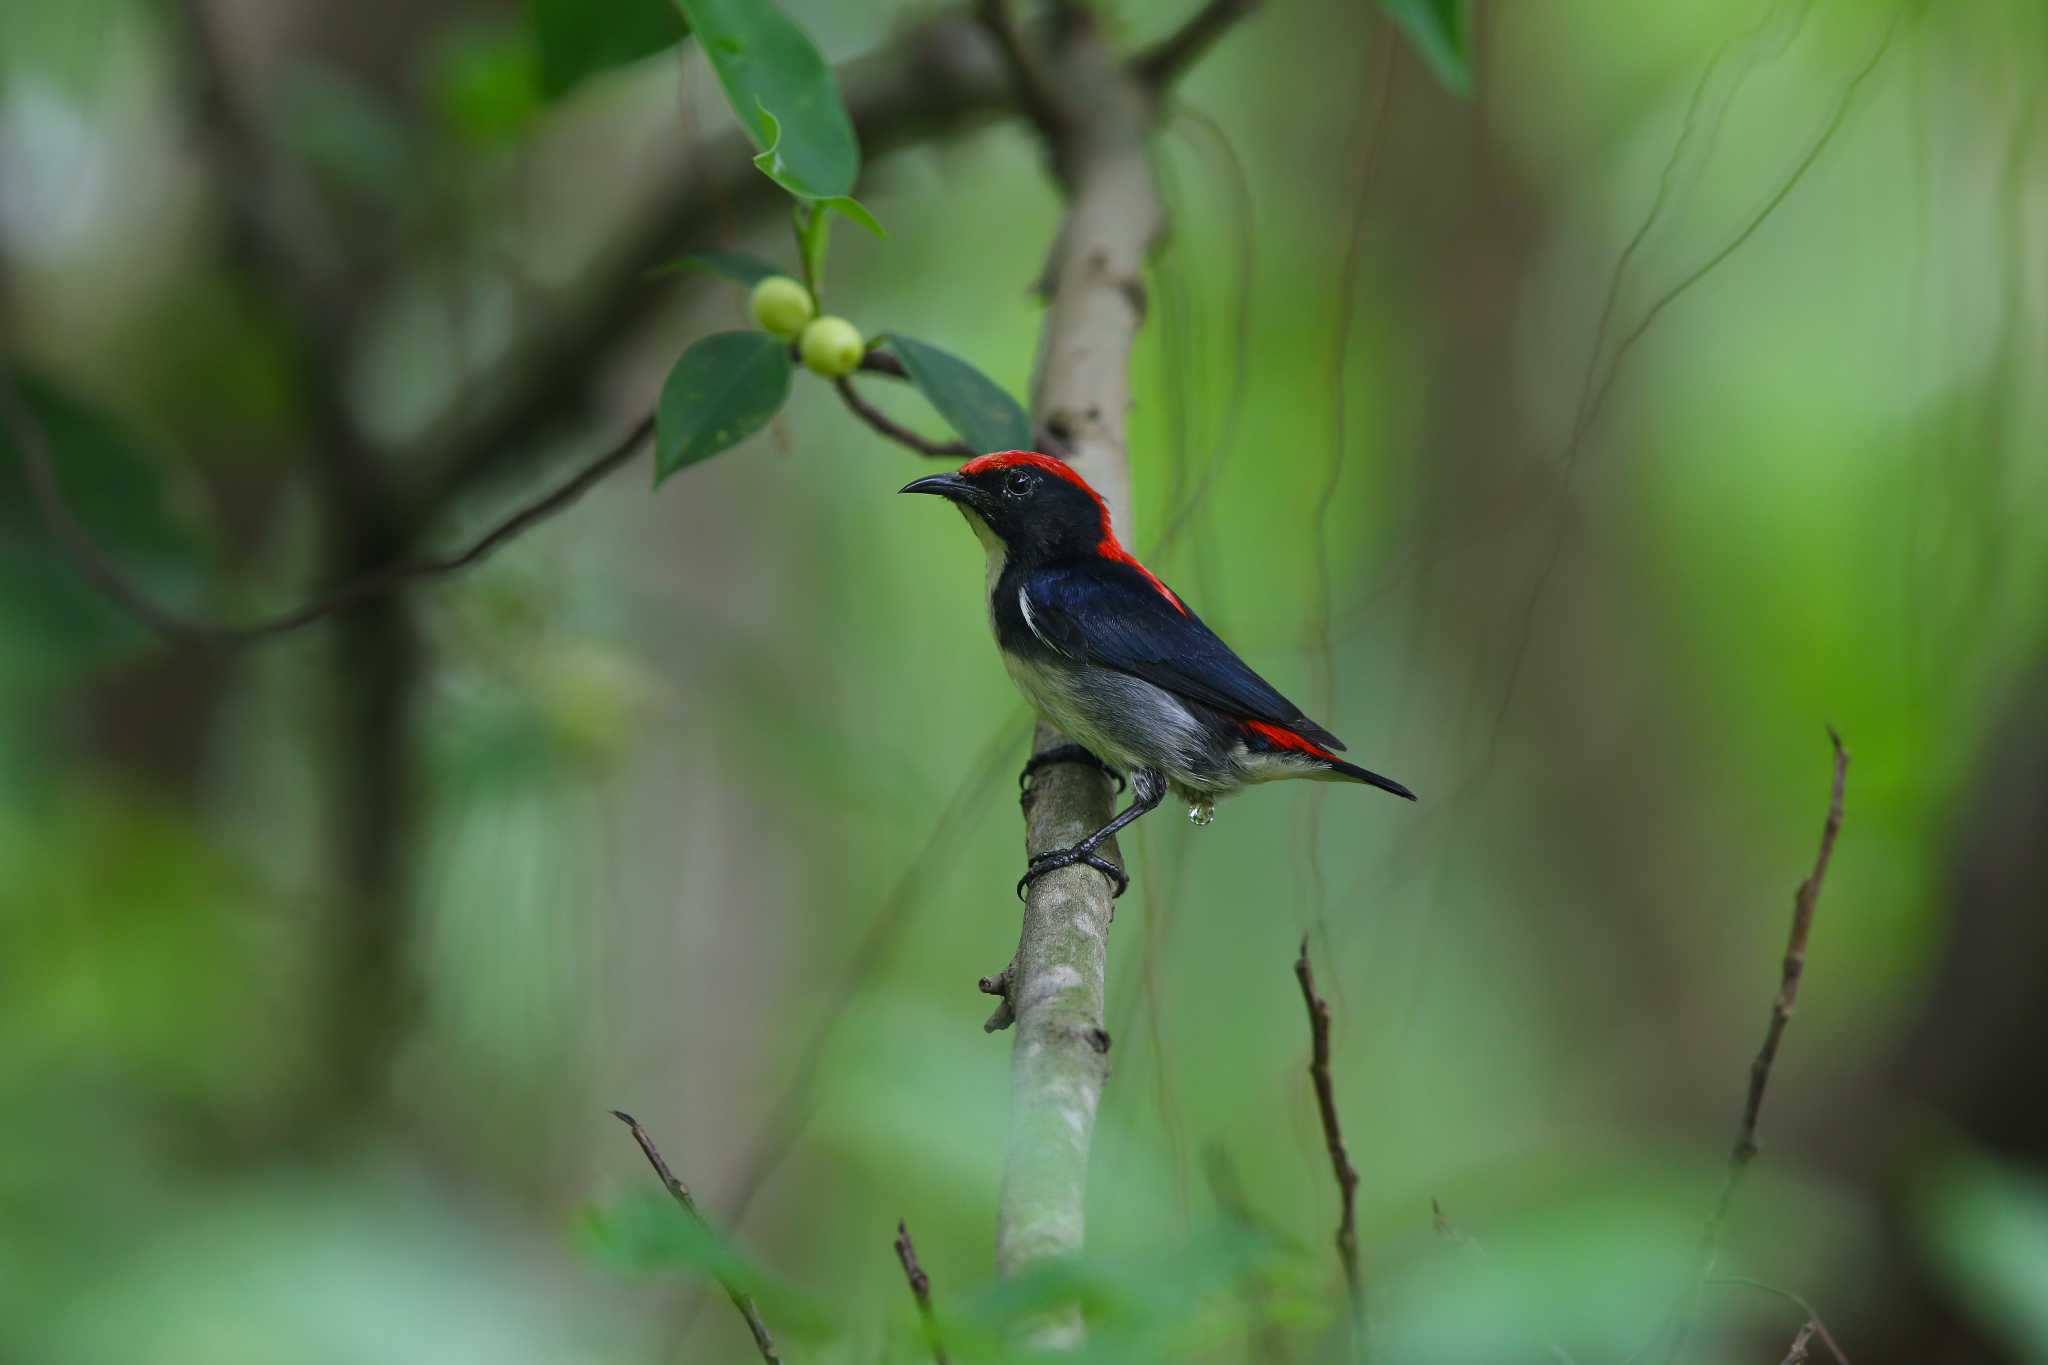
[903,451,1414,899]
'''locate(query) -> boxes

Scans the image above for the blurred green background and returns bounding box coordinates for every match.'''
[3,0,2045,1360]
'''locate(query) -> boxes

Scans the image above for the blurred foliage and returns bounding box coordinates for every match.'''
[1379,0,1472,95]
[1925,1157,2048,1364]
[1,0,2044,1360]
[0,373,208,687]
[530,0,687,100]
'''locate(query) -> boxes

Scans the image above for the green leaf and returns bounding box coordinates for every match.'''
[890,336,1032,455]
[657,249,787,286]
[672,0,863,201]
[527,0,686,99]
[751,105,881,234]
[0,373,211,678]
[654,332,792,484]
[1379,0,1471,96]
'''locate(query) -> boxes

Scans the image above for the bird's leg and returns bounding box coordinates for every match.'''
[1016,767,1166,901]
[1018,742,1125,805]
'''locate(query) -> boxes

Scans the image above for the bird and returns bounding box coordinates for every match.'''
[902,449,1414,900]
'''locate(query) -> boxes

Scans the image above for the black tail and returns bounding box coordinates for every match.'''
[1324,758,1417,801]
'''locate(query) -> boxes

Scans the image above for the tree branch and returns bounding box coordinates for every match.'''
[412,13,1011,513]
[991,0,1152,1247]
[1132,0,1263,90]
[990,10,1178,1349]
[612,1111,783,1365]
[0,367,651,646]
[1296,940,1363,1343]
[12,21,1014,650]
[834,378,973,457]
[974,0,1062,139]
[1666,729,1851,1359]
[893,1220,950,1365]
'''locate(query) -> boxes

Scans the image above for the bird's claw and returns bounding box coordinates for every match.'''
[1018,743,1125,796]
[1015,845,1129,901]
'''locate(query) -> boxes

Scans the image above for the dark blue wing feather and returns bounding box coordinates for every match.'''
[1020,560,1347,751]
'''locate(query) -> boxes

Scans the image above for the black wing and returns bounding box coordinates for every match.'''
[1020,559,1347,751]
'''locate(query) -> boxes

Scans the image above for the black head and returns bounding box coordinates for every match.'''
[900,451,1113,565]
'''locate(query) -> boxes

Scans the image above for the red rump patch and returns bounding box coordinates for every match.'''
[1242,718,1338,762]
[960,451,1188,615]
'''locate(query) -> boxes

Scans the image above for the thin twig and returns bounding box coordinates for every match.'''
[1663,729,1851,1360]
[894,1220,950,1365]
[1708,1277,1851,1365]
[1294,940,1362,1341]
[1132,0,1263,89]
[834,378,974,457]
[9,332,938,645]
[1730,728,1851,1168]
[611,1111,784,1365]
[2,366,651,645]
[1780,1323,1816,1365]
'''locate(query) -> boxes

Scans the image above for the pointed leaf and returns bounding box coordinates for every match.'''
[890,336,1032,455]
[1379,0,1471,96]
[673,0,861,199]
[655,332,792,484]
[750,104,882,233]
[528,0,686,99]
[0,373,211,673]
[657,249,787,286]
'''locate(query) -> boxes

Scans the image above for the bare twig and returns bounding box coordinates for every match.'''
[834,379,974,457]
[1728,728,1851,1170]
[1708,1277,1850,1365]
[1661,729,1851,1360]
[894,1220,950,1365]
[1,368,651,645]
[1294,940,1362,1340]
[1780,1323,1816,1365]
[978,961,1018,1033]
[1132,0,1263,89]
[611,1111,783,1365]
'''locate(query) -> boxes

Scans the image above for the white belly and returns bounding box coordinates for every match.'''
[1000,648,1224,791]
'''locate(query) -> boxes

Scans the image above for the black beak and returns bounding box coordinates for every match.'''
[899,472,978,505]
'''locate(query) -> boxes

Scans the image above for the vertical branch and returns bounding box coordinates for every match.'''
[1666,729,1851,1358]
[612,1112,784,1365]
[1729,728,1851,1168]
[1295,941,1363,1342]
[987,11,1183,1349]
[988,11,1256,1344]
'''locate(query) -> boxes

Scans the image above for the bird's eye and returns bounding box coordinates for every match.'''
[1004,469,1035,498]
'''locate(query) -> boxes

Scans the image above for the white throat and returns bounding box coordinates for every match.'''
[962,506,1007,599]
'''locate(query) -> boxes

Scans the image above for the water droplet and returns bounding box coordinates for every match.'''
[1188,799,1215,827]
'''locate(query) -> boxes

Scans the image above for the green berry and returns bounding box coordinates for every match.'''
[750,275,815,337]
[799,316,865,378]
